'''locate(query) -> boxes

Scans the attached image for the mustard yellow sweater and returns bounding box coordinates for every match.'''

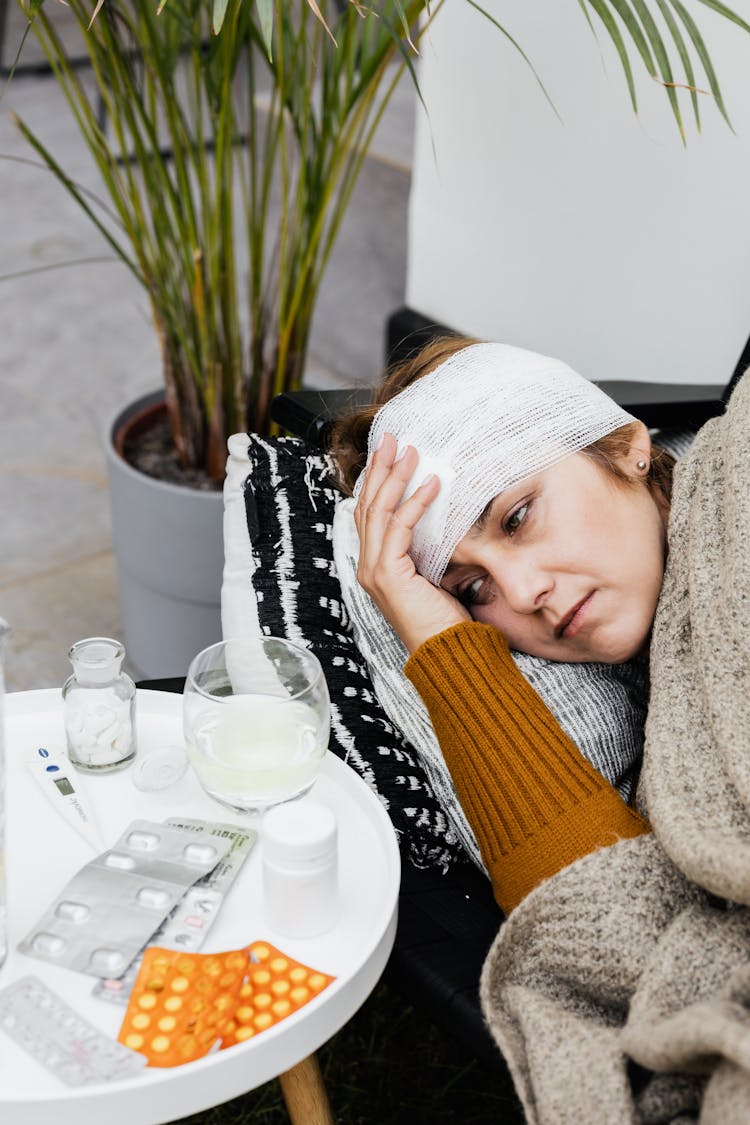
[404,622,650,916]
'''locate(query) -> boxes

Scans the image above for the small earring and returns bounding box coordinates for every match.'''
[636,459,648,472]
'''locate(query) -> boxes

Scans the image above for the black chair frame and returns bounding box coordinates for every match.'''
[271,306,733,449]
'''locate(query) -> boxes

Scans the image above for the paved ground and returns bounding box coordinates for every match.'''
[0,5,414,691]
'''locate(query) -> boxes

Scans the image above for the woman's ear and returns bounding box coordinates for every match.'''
[625,420,653,479]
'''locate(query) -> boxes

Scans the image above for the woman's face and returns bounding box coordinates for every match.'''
[441,443,667,664]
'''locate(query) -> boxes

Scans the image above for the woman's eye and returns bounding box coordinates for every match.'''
[505,502,529,535]
[458,577,486,606]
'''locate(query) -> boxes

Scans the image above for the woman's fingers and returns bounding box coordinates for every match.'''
[387,472,440,530]
[361,445,419,529]
[354,434,413,561]
[354,432,398,526]
[358,468,440,586]
[373,476,439,578]
[355,439,414,547]
[351,439,467,652]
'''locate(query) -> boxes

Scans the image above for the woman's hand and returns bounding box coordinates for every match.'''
[354,432,470,653]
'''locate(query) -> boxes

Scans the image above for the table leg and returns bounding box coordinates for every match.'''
[278,1052,335,1124]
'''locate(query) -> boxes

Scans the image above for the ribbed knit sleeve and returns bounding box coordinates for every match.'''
[404,622,650,915]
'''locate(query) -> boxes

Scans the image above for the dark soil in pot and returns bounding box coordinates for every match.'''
[117,399,223,493]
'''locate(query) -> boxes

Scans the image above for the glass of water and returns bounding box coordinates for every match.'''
[183,637,330,814]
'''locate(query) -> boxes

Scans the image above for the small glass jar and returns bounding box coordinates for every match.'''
[62,638,137,772]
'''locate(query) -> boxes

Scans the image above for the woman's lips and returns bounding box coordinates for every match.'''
[557,593,595,640]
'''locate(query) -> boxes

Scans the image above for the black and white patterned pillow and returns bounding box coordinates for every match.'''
[240,434,466,872]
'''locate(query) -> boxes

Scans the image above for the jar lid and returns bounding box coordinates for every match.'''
[132,745,188,792]
[69,637,125,684]
[262,801,337,865]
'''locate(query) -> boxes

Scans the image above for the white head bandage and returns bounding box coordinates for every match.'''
[354,342,636,585]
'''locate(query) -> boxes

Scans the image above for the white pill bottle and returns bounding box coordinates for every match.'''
[262,801,339,938]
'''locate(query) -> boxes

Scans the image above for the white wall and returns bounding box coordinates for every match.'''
[407,2,750,386]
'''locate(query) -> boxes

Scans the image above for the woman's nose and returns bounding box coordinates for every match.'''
[491,557,554,615]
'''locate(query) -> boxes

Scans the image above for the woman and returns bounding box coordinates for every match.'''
[332,336,674,914]
[334,336,750,1120]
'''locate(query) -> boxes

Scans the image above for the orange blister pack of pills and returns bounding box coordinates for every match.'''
[223,941,334,1049]
[118,941,334,1066]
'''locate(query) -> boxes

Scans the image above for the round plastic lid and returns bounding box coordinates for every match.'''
[132,745,188,792]
[262,800,337,864]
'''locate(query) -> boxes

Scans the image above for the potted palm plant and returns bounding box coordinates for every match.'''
[9,0,747,674]
[13,0,436,675]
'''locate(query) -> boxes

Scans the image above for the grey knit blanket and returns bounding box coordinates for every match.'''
[481,372,750,1123]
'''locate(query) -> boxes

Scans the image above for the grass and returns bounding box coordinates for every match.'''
[173,979,522,1124]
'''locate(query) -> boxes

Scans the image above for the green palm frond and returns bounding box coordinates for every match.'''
[578,0,748,132]
[6,0,750,477]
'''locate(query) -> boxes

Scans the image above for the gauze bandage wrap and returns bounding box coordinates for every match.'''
[354,343,636,585]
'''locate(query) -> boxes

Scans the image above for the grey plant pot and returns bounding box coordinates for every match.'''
[104,391,224,680]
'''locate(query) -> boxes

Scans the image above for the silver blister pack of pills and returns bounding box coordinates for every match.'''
[93,818,257,1005]
[18,819,232,978]
[0,976,147,1085]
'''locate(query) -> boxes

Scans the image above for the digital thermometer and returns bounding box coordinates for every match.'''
[26,747,106,852]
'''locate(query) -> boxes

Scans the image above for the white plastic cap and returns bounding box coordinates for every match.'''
[262,801,337,866]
